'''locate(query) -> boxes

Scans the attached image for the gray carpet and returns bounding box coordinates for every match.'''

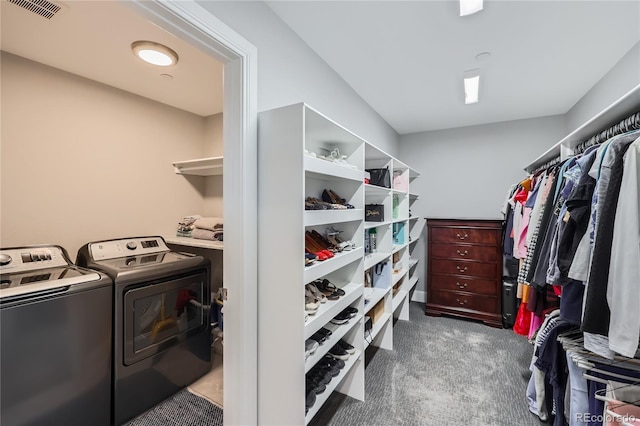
[126,389,223,426]
[310,302,541,426]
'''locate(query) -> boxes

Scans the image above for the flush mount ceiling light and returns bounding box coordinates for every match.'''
[460,0,483,16]
[463,69,480,104]
[131,41,178,67]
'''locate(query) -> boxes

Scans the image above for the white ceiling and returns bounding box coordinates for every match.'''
[1,0,223,117]
[266,0,640,134]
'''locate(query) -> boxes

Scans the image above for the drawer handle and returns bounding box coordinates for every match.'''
[456,233,469,240]
[455,298,467,306]
[456,249,468,256]
[456,265,468,273]
[456,282,467,289]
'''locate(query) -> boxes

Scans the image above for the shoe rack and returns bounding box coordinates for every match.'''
[258,103,421,425]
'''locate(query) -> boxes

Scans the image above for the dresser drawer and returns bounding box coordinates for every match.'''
[430,243,498,262]
[431,259,498,279]
[430,273,497,296]
[430,290,497,313]
[430,227,499,245]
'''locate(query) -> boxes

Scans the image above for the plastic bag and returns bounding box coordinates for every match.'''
[513,301,532,336]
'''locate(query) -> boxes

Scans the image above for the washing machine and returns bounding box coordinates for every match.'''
[0,245,112,426]
[76,236,211,425]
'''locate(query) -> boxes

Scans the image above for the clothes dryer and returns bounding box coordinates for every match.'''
[76,236,211,425]
[0,245,112,426]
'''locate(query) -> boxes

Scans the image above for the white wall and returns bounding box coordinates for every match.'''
[566,41,640,132]
[0,52,217,257]
[198,0,400,156]
[203,113,223,217]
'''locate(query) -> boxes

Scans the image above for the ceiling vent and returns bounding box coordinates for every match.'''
[7,0,62,19]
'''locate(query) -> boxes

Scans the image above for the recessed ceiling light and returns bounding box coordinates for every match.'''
[460,0,483,16]
[463,69,480,104]
[131,41,178,67]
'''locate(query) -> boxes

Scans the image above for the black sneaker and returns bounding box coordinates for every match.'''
[306,376,326,394]
[306,389,316,413]
[313,363,340,378]
[319,355,345,370]
[337,339,355,354]
[316,327,332,338]
[330,311,351,325]
[310,332,326,344]
[342,306,358,318]
[328,344,350,360]
[308,368,332,385]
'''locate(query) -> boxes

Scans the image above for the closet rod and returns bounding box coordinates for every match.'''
[530,155,562,174]
[574,111,640,154]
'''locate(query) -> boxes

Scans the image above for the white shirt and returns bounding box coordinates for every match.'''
[607,137,640,358]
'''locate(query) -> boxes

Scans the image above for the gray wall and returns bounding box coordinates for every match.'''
[198,1,400,156]
[566,41,640,132]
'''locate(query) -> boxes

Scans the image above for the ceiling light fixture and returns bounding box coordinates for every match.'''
[131,41,178,67]
[460,0,483,16]
[463,69,480,104]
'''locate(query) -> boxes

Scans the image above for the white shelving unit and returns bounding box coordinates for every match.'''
[258,103,366,425]
[164,236,223,250]
[258,103,421,424]
[172,156,223,176]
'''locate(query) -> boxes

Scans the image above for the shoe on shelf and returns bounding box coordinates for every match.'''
[304,148,317,158]
[328,344,350,360]
[337,339,355,354]
[341,306,358,318]
[305,389,316,414]
[306,283,327,304]
[330,311,351,325]
[318,279,346,298]
[306,376,326,394]
[305,339,319,359]
[307,368,332,385]
[315,327,332,338]
[310,332,326,344]
[321,354,345,370]
[312,363,340,378]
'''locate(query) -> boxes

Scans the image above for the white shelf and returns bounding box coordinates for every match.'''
[392,188,408,196]
[392,268,408,286]
[172,156,223,176]
[364,183,391,195]
[392,243,408,254]
[304,282,362,339]
[392,217,409,223]
[408,168,420,179]
[305,349,362,424]
[364,220,391,230]
[305,156,363,182]
[305,209,363,227]
[409,216,419,221]
[305,314,362,373]
[524,84,640,172]
[364,252,391,270]
[364,313,392,349]
[363,287,390,315]
[409,238,420,246]
[409,258,419,268]
[409,193,419,200]
[164,236,223,250]
[392,290,408,312]
[304,248,363,284]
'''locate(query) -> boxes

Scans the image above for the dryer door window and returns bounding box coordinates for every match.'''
[123,271,208,365]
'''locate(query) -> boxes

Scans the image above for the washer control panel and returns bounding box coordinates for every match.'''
[89,237,169,261]
[0,246,69,273]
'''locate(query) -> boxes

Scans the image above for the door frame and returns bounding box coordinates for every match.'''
[125,1,258,424]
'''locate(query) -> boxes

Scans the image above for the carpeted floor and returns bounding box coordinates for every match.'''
[310,301,541,426]
[126,389,223,426]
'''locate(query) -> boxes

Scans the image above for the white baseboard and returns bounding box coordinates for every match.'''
[411,290,426,303]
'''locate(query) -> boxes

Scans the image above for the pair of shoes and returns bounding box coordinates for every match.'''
[305,389,316,414]
[304,252,317,267]
[328,343,350,360]
[305,288,321,315]
[304,148,317,158]
[330,306,358,325]
[320,354,345,370]
[305,232,334,261]
[310,327,332,344]
[336,338,355,354]
[322,189,355,209]
[305,339,319,359]
[306,282,327,304]
[314,279,345,300]
[305,196,345,210]
[317,148,357,170]
[306,375,326,395]
[326,227,356,251]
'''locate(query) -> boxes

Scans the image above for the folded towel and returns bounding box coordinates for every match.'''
[192,228,223,241]
[177,230,192,238]
[194,217,223,231]
[179,215,202,227]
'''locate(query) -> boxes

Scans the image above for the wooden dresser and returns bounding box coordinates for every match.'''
[426,219,503,328]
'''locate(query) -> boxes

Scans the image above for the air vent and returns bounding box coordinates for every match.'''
[7,0,62,19]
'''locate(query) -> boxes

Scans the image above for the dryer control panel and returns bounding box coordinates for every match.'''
[0,246,69,273]
[88,237,170,261]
